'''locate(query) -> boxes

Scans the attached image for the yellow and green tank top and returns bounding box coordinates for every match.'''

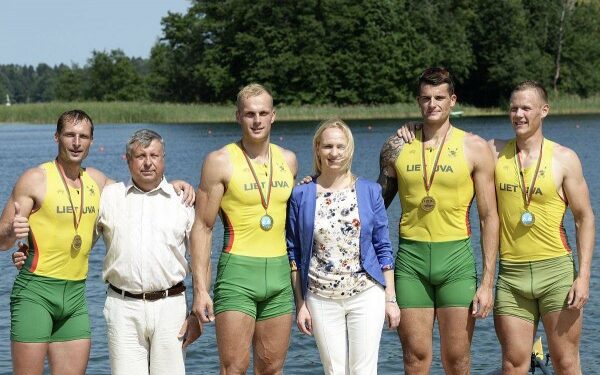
[220,143,293,257]
[495,139,571,261]
[25,161,100,280]
[395,127,474,242]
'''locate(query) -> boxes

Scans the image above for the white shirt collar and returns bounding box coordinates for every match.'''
[125,176,173,197]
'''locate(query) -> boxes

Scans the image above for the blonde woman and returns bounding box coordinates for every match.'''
[287,119,400,374]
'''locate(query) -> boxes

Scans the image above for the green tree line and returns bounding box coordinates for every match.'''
[1,0,599,107]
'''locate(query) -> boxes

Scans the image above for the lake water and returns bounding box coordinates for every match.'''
[0,115,599,374]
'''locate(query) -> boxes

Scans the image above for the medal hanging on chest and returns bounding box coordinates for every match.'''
[514,140,544,228]
[240,142,274,231]
[56,160,85,251]
[420,127,451,213]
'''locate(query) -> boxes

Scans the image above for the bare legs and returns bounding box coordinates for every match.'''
[216,311,291,375]
[398,307,474,375]
[12,339,90,375]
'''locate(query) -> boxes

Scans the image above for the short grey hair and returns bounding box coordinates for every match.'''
[125,129,165,159]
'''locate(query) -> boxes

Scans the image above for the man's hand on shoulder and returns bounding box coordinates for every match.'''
[171,180,196,206]
[396,121,421,143]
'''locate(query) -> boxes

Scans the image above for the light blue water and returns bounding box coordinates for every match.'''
[0,115,598,374]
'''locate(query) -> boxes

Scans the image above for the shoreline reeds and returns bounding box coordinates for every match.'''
[0,95,599,124]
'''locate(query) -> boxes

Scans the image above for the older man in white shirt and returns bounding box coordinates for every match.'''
[97,129,200,375]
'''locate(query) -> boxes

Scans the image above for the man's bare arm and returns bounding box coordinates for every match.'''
[556,146,594,310]
[0,168,44,250]
[467,135,499,318]
[189,149,229,323]
[377,135,403,208]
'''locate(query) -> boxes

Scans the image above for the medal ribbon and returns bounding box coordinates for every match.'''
[240,142,273,212]
[514,140,544,210]
[55,160,84,234]
[421,126,451,196]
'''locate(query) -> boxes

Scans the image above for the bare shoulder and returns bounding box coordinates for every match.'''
[20,165,47,182]
[10,166,47,208]
[85,167,111,190]
[487,138,510,159]
[465,132,493,157]
[464,132,489,151]
[204,146,231,166]
[201,146,232,184]
[16,166,46,192]
[379,135,404,166]
[553,142,582,172]
[274,144,298,177]
[463,132,496,172]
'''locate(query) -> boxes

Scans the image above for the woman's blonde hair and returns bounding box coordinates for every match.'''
[312,118,354,175]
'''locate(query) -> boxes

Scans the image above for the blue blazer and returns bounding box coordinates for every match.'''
[286,177,393,299]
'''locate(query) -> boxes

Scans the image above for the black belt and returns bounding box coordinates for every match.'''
[109,282,186,301]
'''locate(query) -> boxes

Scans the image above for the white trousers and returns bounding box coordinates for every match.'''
[103,287,187,375]
[306,285,385,375]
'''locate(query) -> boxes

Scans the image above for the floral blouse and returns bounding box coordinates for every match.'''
[308,186,375,299]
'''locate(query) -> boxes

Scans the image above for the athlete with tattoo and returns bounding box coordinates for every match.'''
[378,67,499,374]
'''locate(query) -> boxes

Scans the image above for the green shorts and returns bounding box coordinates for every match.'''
[213,253,293,321]
[10,270,90,342]
[394,238,477,308]
[494,255,575,323]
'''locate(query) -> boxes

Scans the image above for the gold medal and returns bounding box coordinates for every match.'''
[56,161,85,251]
[240,142,274,230]
[72,234,82,251]
[420,126,451,214]
[420,196,436,212]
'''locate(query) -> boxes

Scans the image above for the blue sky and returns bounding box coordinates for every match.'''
[0,0,190,66]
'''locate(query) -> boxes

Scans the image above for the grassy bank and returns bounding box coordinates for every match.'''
[0,95,599,124]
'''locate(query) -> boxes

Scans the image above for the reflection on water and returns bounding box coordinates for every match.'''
[0,115,599,374]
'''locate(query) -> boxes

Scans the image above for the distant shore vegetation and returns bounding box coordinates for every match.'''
[1,94,599,124]
[1,0,600,115]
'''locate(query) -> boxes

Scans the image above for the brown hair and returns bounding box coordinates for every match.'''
[56,109,94,137]
[418,67,455,96]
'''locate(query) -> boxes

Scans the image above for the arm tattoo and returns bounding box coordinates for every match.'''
[378,135,404,208]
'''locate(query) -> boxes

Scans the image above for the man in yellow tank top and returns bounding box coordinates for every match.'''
[378,68,499,375]
[0,110,115,375]
[190,84,298,374]
[489,81,594,375]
